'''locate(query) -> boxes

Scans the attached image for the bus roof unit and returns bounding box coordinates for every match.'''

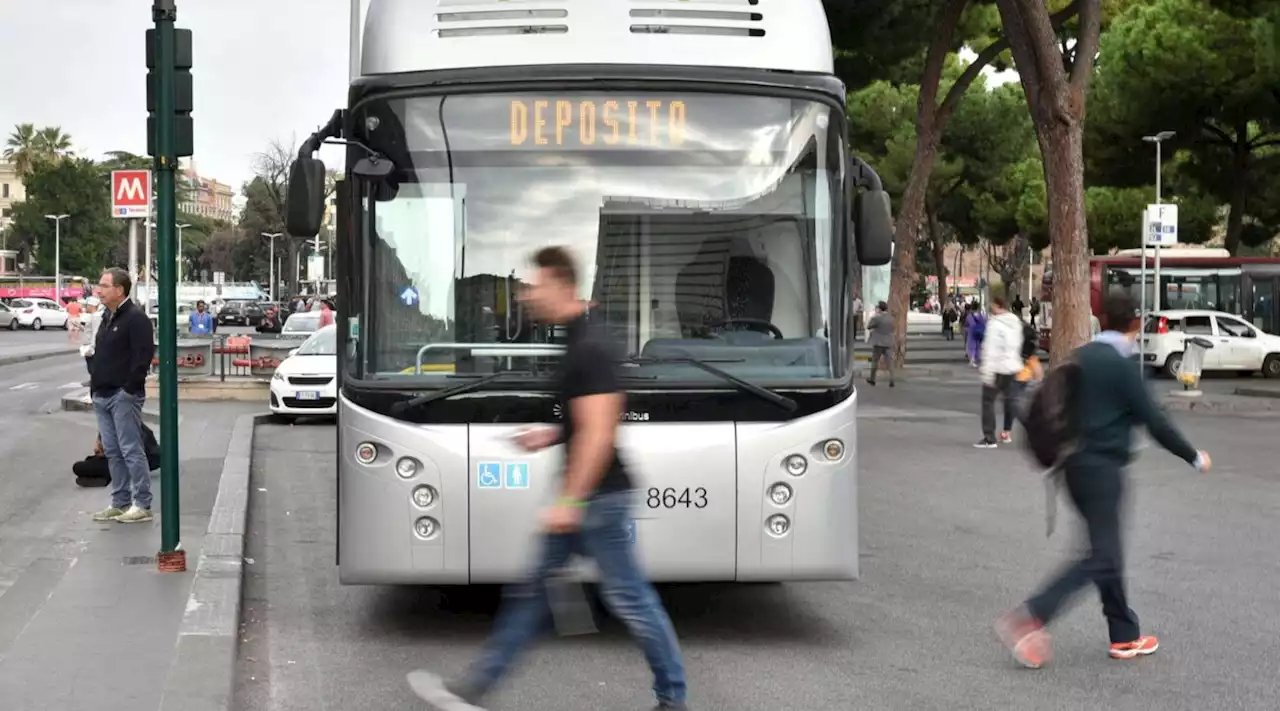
[358,0,834,77]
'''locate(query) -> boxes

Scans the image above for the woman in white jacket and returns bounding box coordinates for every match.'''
[975,295,1025,448]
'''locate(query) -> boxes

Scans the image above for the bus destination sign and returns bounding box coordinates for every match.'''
[510,98,688,149]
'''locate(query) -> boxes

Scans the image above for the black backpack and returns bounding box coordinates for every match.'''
[1020,320,1038,360]
[1021,355,1082,469]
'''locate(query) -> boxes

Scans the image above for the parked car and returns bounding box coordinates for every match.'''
[147,302,197,330]
[0,302,17,330]
[1142,309,1280,379]
[281,311,322,338]
[269,324,337,419]
[8,298,69,330]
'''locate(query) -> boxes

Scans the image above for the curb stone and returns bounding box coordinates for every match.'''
[158,412,270,711]
[60,388,162,424]
[0,347,79,368]
[1162,396,1279,414]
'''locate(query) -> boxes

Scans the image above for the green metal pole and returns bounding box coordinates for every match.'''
[153,0,181,556]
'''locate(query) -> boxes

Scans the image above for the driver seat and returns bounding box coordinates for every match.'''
[721,255,775,343]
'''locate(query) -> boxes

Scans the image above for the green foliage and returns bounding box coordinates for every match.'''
[7,157,117,276]
[826,0,940,91]
[4,124,74,177]
[1089,0,1279,252]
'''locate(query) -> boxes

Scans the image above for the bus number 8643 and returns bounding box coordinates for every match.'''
[647,487,708,509]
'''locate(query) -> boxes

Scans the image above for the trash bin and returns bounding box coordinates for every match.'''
[1179,336,1214,390]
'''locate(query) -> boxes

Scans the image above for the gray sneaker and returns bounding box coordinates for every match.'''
[91,507,126,522]
[406,670,486,710]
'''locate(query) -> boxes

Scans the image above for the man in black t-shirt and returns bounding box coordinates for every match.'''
[408,246,689,711]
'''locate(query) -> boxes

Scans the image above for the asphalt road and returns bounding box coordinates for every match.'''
[234,382,1280,711]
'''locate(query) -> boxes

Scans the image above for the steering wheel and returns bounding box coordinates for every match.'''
[709,318,784,340]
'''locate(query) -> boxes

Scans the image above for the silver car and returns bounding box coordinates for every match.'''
[0,302,16,330]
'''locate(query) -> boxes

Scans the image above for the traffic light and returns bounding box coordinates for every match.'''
[146,27,194,158]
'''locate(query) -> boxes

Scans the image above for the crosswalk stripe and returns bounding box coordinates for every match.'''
[9,382,39,391]
[59,381,83,389]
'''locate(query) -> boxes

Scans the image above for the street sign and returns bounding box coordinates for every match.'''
[1144,204,1179,246]
[212,271,224,284]
[399,286,419,306]
[111,170,151,219]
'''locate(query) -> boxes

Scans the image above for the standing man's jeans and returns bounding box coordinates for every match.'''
[981,373,1018,439]
[467,490,687,705]
[1026,462,1141,643]
[93,390,153,511]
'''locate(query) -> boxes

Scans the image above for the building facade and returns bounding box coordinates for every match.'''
[180,161,235,223]
[0,162,26,233]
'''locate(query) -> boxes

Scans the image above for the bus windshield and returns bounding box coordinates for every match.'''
[352,90,846,386]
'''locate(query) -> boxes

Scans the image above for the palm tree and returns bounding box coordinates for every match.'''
[3,123,39,176]
[35,126,73,158]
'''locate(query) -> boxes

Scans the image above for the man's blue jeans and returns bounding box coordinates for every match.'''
[467,490,687,705]
[92,389,153,510]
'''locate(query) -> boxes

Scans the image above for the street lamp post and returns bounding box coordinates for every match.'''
[176,223,190,285]
[1140,130,1175,378]
[44,214,69,301]
[263,232,283,301]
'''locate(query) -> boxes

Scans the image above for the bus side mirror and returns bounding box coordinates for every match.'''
[854,190,894,266]
[286,156,327,238]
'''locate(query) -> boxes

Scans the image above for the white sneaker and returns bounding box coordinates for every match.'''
[115,505,154,523]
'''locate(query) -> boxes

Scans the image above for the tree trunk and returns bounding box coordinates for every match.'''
[929,208,948,306]
[1223,126,1251,256]
[889,133,940,367]
[1039,122,1091,362]
[286,239,300,297]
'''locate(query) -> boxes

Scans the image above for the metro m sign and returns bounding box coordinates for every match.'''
[111,170,151,219]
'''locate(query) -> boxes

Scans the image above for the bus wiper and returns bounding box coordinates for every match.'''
[625,357,797,412]
[389,370,535,414]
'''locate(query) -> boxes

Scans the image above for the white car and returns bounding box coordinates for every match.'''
[269,324,337,419]
[281,311,323,338]
[1142,309,1280,379]
[9,298,69,330]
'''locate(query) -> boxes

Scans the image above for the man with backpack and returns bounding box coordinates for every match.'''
[997,291,1212,669]
[974,295,1023,448]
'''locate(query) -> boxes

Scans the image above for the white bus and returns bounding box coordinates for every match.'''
[286,0,894,584]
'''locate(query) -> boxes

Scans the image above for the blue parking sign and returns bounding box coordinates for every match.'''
[477,461,502,489]
[505,462,530,489]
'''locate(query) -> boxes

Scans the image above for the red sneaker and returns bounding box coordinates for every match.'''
[995,609,1052,669]
[1109,635,1159,659]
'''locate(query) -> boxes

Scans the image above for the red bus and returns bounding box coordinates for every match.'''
[1039,249,1280,348]
[0,276,90,302]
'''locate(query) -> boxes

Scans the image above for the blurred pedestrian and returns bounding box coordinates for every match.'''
[974,295,1023,448]
[996,291,1212,669]
[865,301,895,387]
[407,246,689,711]
[79,297,103,375]
[88,268,156,524]
[189,300,214,334]
[964,300,985,366]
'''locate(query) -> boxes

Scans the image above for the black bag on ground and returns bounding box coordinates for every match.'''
[1021,355,1082,469]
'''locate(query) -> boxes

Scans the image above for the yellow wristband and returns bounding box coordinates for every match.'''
[558,496,586,508]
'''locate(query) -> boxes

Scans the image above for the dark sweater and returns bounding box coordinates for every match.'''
[90,299,155,397]
[1072,340,1198,467]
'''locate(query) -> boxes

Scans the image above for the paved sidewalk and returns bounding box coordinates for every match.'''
[0,342,80,367]
[0,401,261,711]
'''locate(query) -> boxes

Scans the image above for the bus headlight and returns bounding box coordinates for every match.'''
[784,454,807,477]
[768,482,793,506]
[822,439,845,461]
[414,517,440,540]
[396,457,420,479]
[766,514,790,537]
[355,442,378,465]
[411,485,437,509]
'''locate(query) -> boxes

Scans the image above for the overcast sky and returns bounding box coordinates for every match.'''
[0,0,355,192]
[1,1,1014,198]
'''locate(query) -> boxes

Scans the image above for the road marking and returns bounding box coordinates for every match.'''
[58,382,82,390]
[9,382,39,391]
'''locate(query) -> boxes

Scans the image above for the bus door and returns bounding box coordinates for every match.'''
[1250,276,1277,335]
